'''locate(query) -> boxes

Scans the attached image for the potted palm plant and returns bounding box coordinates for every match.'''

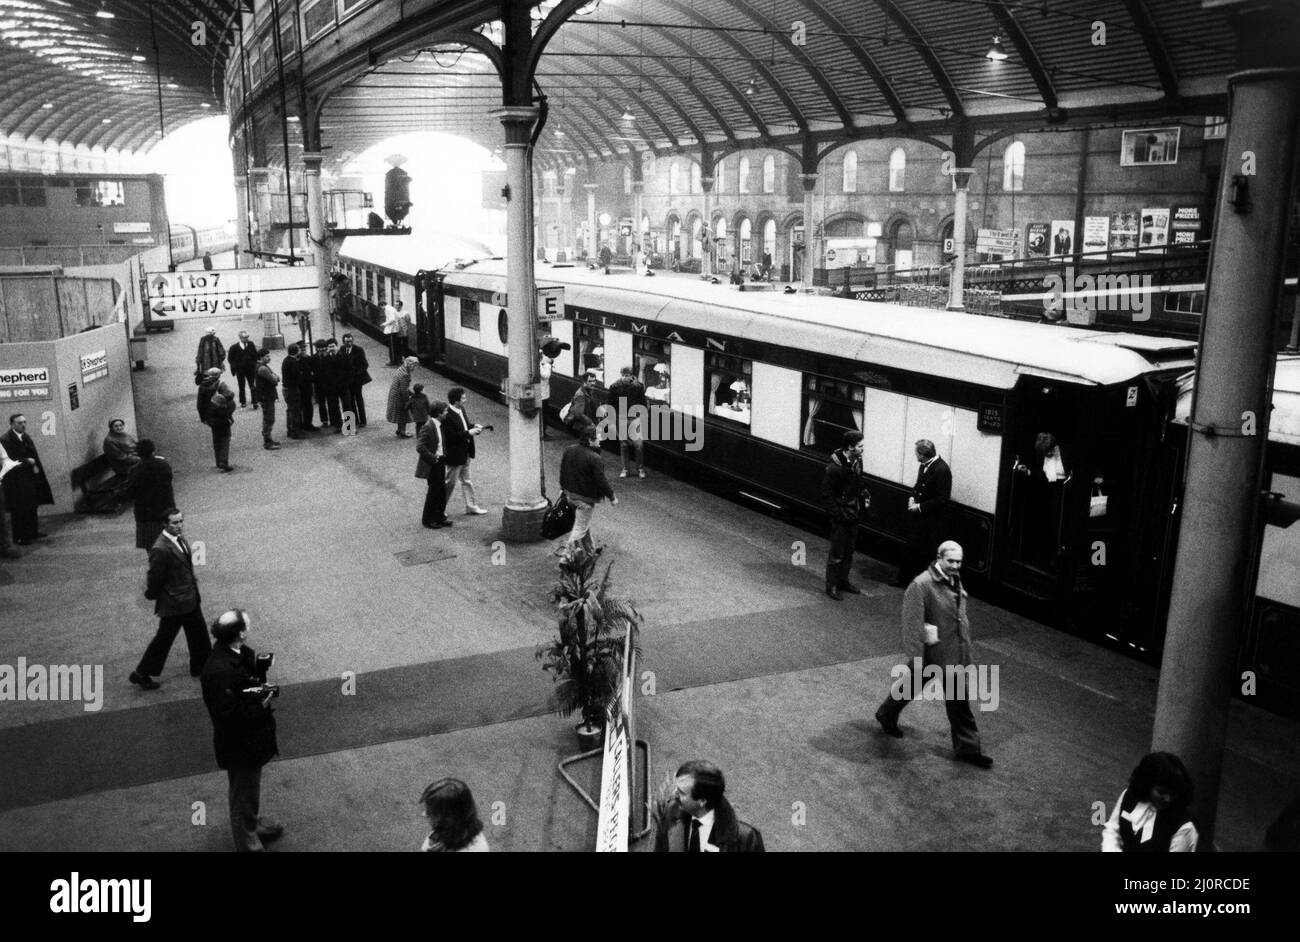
[537,549,641,751]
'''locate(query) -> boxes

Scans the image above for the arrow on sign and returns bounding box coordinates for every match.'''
[151,301,175,317]
[150,275,168,295]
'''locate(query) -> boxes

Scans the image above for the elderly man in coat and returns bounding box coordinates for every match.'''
[1,413,54,545]
[873,540,993,769]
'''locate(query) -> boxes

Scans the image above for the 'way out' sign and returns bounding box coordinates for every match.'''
[146,267,319,321]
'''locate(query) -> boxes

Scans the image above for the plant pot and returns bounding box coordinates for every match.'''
[575,722,604,752]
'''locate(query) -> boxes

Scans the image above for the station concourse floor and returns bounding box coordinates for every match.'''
[0,313,1297,853]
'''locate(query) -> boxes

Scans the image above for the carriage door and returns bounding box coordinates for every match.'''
[1003,379,1084,596]
[417,270,446,362]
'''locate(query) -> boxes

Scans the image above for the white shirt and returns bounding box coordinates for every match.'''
[1101,790,1198,852]
[161,529,188,557]
[1042,448,1067,482]
[689,809,716,851]
[381,304,399,334]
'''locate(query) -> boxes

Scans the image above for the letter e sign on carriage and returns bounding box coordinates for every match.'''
[147,267,319,320]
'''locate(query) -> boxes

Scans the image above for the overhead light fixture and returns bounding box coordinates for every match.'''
[620,107,634,122]
[200,102,211,108]
[745,75,758,96]
[985,36,1009,61]
[101,118,112,124]
[41,102,54,109]
[165,82,179,89]
[286,115,300,122]
[95,2,114,19]
[131,48,146,62]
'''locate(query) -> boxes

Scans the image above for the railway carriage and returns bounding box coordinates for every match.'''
[337,235,1298,716]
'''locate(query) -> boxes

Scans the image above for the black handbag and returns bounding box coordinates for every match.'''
[541,492,576,540]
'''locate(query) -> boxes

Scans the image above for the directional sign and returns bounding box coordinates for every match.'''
[145,266,319,320]
[537,286,565,323]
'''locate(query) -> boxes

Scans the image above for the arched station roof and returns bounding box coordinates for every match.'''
[0,0,242,156]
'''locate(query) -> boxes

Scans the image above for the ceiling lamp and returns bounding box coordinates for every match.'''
[131,48,145,62]
[101,118,112,124]
[165,82,179,89]
[200,102,211,108]
[985,36,1009,61]
[41,102,54,109]
[620,107,634,122]
[95,2,114,19]
[745,75,757,96]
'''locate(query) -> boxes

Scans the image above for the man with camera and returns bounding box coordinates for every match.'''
[200,609,284,852]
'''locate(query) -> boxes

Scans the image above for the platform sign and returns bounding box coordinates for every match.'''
[976,228,1021,258]
[145,266,319,321]
[537,286,565,324]
[0,366,52,402]
[595,629,636,853]
[79,349,109,385]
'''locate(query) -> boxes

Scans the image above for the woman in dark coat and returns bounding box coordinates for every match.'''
[126,439,174,550]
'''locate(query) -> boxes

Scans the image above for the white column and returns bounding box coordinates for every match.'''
[800,173,818,292]
[302,151,331,343]
[700,177,714,279]
[584,182,598,261]
[946,169,974,312]
[494,106,548,540]
[233,174,250,269]
[631,180,644,272]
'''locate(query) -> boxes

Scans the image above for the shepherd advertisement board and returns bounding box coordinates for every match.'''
[0,366,52,401]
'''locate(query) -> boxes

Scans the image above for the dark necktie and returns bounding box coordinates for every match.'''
[688,819,701,853]
[179,537,191,563]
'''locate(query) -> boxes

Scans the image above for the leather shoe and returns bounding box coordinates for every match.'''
[264,442,281,450]
[825,586,842,601]
[874,707,904,738]
[466,506,488,515]
[437,520,453,527]
[838,582,863,594]
[956,753,994,769]
[129,671,160,691]
[257,823,285,843]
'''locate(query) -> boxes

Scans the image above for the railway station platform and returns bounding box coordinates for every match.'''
[1,316,1297,852]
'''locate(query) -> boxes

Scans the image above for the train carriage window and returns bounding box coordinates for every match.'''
[1163,290,1205,315]
[19,180,46,207]
[460,298,481,331]
[363,269,372,302]
[376,274,387,306]
[801,374,864,454]
[705,351,751,425]
[0,178,18,206]
[391,276,401,303]
[636,336,671,406]
[577,323,605,385]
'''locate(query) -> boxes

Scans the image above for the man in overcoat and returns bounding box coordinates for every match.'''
[130,508,212,689]
[1,413,54,545]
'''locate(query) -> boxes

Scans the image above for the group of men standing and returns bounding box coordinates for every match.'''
[194,329,374,469]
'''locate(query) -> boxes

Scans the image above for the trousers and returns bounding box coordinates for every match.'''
[227,765,275,852]
[422,458,449,525]
[445,462,479,509]
[234,369,256,407]
[261,398,277,443]
[876,651,983,757]
[136,606,211,677]
[826,518,858,590]
[284,388,302,437]
[211,424,231,469]
[566,497,596,553]
[346,384,367,426]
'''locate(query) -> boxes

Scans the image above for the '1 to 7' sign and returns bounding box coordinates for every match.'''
[147,267,320,319]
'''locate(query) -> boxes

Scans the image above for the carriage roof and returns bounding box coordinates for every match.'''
[1174,356,1300,447]
[338,242,1196,391]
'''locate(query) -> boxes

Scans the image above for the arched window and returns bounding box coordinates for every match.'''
[691,162,702,194]
[762,155,775,193]
[891,219,915,271]
[1003,140,1025,192]
[670,218,682,260]
[623,165,632,195]
[691,216,703,258]
[669,160,680,195]
[715,158,726,192]
[842,151,857,193]
[888,148,906,192]
[762,218,776,262]
[738,156,750,194]
[739,217,752,262]
[543,170,557,197]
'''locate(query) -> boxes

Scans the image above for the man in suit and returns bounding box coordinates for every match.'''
[130,508,212,690]
[874,541,993,769]
[1,414,54,545]
[200,609,283,852]
[207,381,236,472]
[821,430,869,601]
[311,340,332,428]
[897,439,952,586]
[296,344,319,431]
[0,437,23,558]
[443,387,488,515]
[338,332,371,427]
[320,339,347,432]
[416,401,451,528]
[254,349,280,450]
[280,344,304,440]
[652,760,765,852]
[227,330,259,409]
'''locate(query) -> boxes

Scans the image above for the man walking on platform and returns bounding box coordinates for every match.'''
[820,431,869,600]
[558,425,617,556]
[227,330,259,409]
[416,401,451,528]
[130,508,212,690]
[873,540,993,769]
[255,350,280,450]
[443,387,488,515]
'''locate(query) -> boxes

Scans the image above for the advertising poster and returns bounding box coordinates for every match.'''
[1025,222,1049,259]
[1170,205,1203,248]
[1049,220,1075,257]
[0,366,53,402]
[1140,208,1170,248]
[80,350,109,385]
[1110,211,1139,255]
[1082,216,1110,256]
